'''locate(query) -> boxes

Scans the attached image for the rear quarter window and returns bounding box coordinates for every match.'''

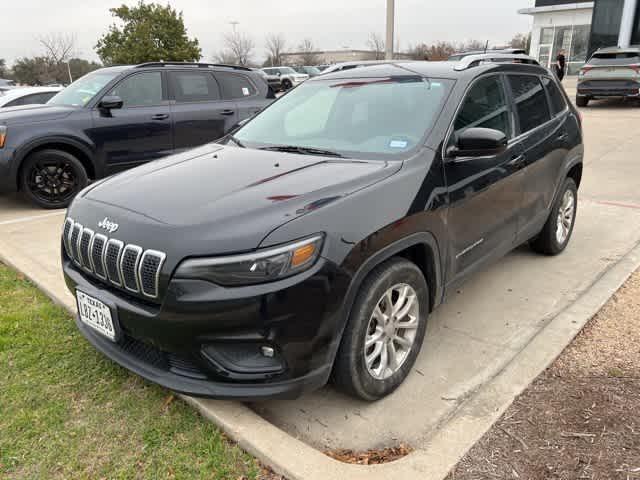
[216,72,257,99]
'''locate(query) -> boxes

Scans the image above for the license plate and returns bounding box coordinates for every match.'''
[76,290,116,341]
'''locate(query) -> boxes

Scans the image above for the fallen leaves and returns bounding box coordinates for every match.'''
[324,444,412,465]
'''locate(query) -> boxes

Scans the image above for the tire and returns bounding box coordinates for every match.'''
[20,149,88,209]
[530,177,578,256]
[333,257,429,401]
[576,95,589,107]
[282,79,293,90]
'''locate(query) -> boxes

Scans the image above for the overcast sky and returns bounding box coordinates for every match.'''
[1,0,533,65]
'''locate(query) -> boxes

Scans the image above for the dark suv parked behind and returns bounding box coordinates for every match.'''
[62,54,583,401]
[0,62,273,208]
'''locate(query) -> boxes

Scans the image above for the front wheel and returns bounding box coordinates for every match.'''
[530,177,577,255]
[20,149,88,209]
[333,257,429,401]
[282,79,293,90]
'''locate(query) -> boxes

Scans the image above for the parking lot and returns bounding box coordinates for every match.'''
[2,81,640,478]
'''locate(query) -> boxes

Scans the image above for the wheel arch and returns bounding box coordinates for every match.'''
[343,232,443,321]
[15,137,96,190]
[566,162,583,189]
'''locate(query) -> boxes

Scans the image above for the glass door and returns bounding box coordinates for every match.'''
[538,45,552,69]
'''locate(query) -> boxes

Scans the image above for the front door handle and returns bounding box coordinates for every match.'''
[509,154,526,168]
[220,109,235,116]
[151,113,169,120]
[556,132,569,141]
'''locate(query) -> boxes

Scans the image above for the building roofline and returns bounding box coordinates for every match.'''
[283,49,380,56]
[518,1,593,14]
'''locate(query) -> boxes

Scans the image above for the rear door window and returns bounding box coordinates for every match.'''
[507,75,551,134]
[215,72,257,99]
[170,71,220,103]
[454,75,512,138]
[541,77,567,115]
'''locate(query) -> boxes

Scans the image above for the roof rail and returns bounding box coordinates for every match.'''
[454,53,540,71]
[134,62,253,71]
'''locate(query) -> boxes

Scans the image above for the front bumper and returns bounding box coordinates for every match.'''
[0,147,17,194]
[63,255,350,400]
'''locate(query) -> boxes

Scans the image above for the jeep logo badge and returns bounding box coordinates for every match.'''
[98,217,119,234]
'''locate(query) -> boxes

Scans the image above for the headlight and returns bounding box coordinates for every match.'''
[0,126,6,149]
[174,235,324,286]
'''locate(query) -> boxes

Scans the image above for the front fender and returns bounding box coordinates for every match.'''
[11,134,97,185]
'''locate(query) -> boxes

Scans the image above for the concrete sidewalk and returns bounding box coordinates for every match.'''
[1,97,639,479]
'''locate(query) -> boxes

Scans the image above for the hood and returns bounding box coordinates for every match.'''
[0,104,75,125]
[72,143,399,256]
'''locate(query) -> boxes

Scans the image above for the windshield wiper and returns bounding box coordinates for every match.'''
[227,135,246,148]
[258,145,346,158]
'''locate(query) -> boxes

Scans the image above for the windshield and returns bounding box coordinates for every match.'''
[304,66,321,75]
[233,76,453,159]
[47,70,120,107]
[279,67,297,74]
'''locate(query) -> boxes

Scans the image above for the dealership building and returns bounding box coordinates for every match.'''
[519,0,640,74]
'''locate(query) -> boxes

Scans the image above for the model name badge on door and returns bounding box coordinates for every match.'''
[456,238,484,259]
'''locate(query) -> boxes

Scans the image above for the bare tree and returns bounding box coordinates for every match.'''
[214,50,238,65]
[265,33,286,67]
[462,39,487,52]
[220,30,254,66]
[38,32,76,83]
[367,33,385,60]
[510,33,531,51]
[297,38,320,66]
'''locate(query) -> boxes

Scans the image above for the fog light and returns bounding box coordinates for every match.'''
[201,343,285,376]
[261,346,275,358]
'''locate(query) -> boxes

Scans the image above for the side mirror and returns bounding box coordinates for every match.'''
[276,72,282,76]
[98,95,123,110]
[449,127,507,158]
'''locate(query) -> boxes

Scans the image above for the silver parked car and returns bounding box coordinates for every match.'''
[260,67,309,90]
[0,86,63,107]
[577,46,640,106]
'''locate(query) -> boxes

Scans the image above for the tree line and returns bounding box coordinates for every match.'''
[1,0,531,85]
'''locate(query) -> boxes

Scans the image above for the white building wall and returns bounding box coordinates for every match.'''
[529,8,594,57]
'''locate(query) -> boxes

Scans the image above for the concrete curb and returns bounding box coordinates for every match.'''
[2,236,639,479]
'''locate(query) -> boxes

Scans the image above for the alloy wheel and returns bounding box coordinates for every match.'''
[27,159,78,206]
[364,283,419,380]
[555,189,575,245]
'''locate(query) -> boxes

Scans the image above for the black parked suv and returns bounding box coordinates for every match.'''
[0,62,273,208]
[62,54,583,401]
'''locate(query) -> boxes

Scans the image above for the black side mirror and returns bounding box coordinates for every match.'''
[98,95,123,110]
[449,127,507,158]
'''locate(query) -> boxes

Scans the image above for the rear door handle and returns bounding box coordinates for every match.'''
[151,113,169,120]
[221,109,235,116]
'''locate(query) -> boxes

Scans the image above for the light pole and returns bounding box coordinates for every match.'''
[385,0,395,60]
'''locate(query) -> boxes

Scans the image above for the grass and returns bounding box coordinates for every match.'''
[0,263,259,479]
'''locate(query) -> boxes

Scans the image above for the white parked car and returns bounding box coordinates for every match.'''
[260,67,309,90]
[0,86,64,108]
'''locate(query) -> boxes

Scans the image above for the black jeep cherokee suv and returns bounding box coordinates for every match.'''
[62,55,583,401]
[0,62,273,208]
